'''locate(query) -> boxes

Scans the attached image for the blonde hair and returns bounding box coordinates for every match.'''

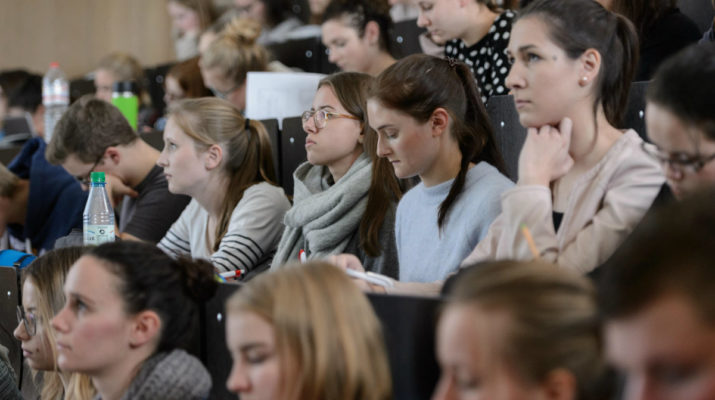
[226,262,392,400]
[199,17,269,86]
[96,52,144,86]
[21,248,95,400]
[449,261,610,400]
[167,98,277,252]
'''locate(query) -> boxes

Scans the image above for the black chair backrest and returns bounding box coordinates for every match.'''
[202,282,241,400]
[144,62,175,114]
[485,95,526,182]
[368,293,441,400]
[69,78,95,104]
[259,118,281,184]
[622,81,650,142]
[201,282,442,400]
[680,0,715,34]
[391,19,427,58]
[0,266,21,389]
[140,130,164,151]
[280,116,307,197]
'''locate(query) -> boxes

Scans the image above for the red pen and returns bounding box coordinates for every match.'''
[220,270,242,280]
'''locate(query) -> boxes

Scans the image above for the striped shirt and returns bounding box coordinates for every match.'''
[158,182,291,276]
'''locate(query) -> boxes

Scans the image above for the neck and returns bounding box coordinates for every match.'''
[193,172,229,218]
[367,52,396,76]
[121,140,160,187]
[92,350,153,400]
[327,148,363,183]
[461,5,498,47]
[567,104,622,171]
[420,135,464,187]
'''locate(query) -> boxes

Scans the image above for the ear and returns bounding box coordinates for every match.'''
[578,48,601,87]
[430,107,450,138]
[541,368,577,400]
[129,310,162,349]
[364,21,380,46]
[204,143,224,170]
[104,146,121,166]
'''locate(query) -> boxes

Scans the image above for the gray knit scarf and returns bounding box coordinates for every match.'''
[94,349,211,400]
[271,152,372,268]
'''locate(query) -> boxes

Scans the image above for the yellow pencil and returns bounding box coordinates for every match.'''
[521,224,541,260]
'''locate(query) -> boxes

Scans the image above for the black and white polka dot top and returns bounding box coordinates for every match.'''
[444,10,516,104]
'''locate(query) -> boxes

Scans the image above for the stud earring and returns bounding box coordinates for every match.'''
[580,76,588,86]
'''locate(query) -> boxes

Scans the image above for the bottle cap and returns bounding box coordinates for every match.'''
[112,81,138,94]
[90,171,106,183]
[49,62,59,68]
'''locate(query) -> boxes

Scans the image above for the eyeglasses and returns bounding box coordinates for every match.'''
[641,141,715,174]
[16,306,37,337]
[75,154,104,186]
[301,109,361,130]
[210,84,241,100]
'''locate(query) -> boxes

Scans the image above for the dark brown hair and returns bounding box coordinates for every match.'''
[369,54,505,229]
[166,56,212,99]
[520,0,639,128]
[317,72,400,257]
[608,0,676,38]
[168,97,278,252]
[46,95,138,164]
[322,0,394,55]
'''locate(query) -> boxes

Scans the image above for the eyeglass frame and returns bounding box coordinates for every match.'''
[16,305,37,337]
[209,83,242,100]
[301,109,361,130]
[641,141,715,174]
[75,154,104,186]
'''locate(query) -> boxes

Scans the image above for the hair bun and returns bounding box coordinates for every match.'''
[223,17,262,46]
[175,257,218,303]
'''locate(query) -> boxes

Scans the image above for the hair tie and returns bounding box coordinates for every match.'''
[447,57,457,68]
[244,118,251,130]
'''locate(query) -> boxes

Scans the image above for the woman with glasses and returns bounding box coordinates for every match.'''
[199,17,269,113]
[13,247,95,400]
[463,0,664,274]
[641,43,715,201]
[271,72,400,278]
[157,97,290,277]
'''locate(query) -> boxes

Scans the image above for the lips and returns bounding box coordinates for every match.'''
[21,348,32,357]
[513,99,531,109]
[305,139,316,148]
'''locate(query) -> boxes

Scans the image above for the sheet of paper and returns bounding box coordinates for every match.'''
[245,71,326,128]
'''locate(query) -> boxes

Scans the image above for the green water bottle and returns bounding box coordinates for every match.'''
[112,81,139,131]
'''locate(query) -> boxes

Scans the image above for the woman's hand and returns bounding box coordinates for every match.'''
[517,117,574,187]
[325,254,386,293]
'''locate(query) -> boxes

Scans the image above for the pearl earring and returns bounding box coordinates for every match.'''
[580,76,588,85]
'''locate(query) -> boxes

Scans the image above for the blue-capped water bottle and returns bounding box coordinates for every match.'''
[83,172,116,246]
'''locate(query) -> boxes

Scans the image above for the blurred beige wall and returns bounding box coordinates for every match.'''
[0,0,176,78]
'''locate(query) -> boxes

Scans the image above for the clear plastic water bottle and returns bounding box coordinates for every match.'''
[83,172,116,246]
[42,62,69,143]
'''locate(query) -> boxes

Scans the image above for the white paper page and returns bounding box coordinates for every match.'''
[245,71,326,128]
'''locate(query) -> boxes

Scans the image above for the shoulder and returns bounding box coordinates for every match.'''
[232,182,290,218]
[465,162,514,193]
[604,131,664,185]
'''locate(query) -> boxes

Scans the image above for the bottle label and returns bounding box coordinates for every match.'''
[83,224,116,246]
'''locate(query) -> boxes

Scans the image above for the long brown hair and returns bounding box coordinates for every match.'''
[22,247,95,400]
[168,97,277,252]
[317,72,401,257]
[369,54,505,229]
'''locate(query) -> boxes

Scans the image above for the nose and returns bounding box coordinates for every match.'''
[376,133,391,158]
[417,11,429,28]
[303,115,319,135]
[226,363,251,393]
[13,320,28,341]
[51,305,70,334]
[663,162,684,182]
[156,147,168,168]
[622,375,652,400]
[327,47,338,64]
[504,61,523,92]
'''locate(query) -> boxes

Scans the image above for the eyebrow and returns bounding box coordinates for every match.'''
[375,124,395,131]
[68,292,96,307]
[239,342,271,353]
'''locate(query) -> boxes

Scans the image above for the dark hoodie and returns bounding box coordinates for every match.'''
[7,138,86,252]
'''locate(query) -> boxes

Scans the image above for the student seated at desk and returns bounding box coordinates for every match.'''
[14,248,94,400]
[52,241,216,400]
[270,72,400,278]
[225,261,391,399]
[2,137,86,254]
[157,98,290,276]
[47,96,191,244]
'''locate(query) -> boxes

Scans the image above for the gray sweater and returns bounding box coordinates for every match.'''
[395,162,513,282]
[0,345,22,400]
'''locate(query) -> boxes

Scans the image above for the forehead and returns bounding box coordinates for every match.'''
[62,153,96,176]
[367,99,414,127]
[94,69,116,85]
[227,311,276,346]
[22,279,39,307]
[606,294,715,367]
[646,102,712,151]
[507,16,558,53]
[438,304,510,364]
[312,85,344,110]
[65,256,122,304]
